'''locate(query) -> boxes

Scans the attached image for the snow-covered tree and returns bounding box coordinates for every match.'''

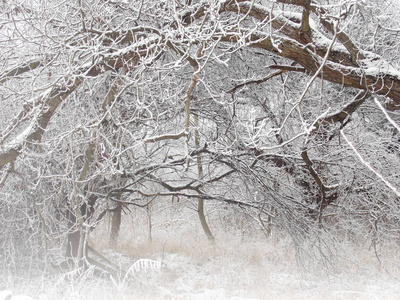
[1,0,400,274]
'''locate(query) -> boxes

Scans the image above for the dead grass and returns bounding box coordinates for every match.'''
[3,202,400,299]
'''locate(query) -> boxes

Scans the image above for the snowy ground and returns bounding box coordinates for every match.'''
[3,202,400,299]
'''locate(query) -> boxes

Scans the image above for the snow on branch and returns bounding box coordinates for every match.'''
[144,130,186,143]
[227,68,304,94]
[340,130,400,197]
[374,97,400,133]
[0,60,43,84]
[0,77,84,169]
[0,32,165,170]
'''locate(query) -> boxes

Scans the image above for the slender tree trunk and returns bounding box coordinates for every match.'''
[194,113,215,242]
[147,204,153,245]
[198,196,214,241]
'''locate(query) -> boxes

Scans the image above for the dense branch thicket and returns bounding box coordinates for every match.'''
[1,0,400,275]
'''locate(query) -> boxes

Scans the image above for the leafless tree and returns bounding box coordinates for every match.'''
[1,0,400,275]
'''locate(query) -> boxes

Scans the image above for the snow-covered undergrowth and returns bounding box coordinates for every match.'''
[2,202,400,299]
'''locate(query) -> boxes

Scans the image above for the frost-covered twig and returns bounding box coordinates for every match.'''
[374,97,400,133]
